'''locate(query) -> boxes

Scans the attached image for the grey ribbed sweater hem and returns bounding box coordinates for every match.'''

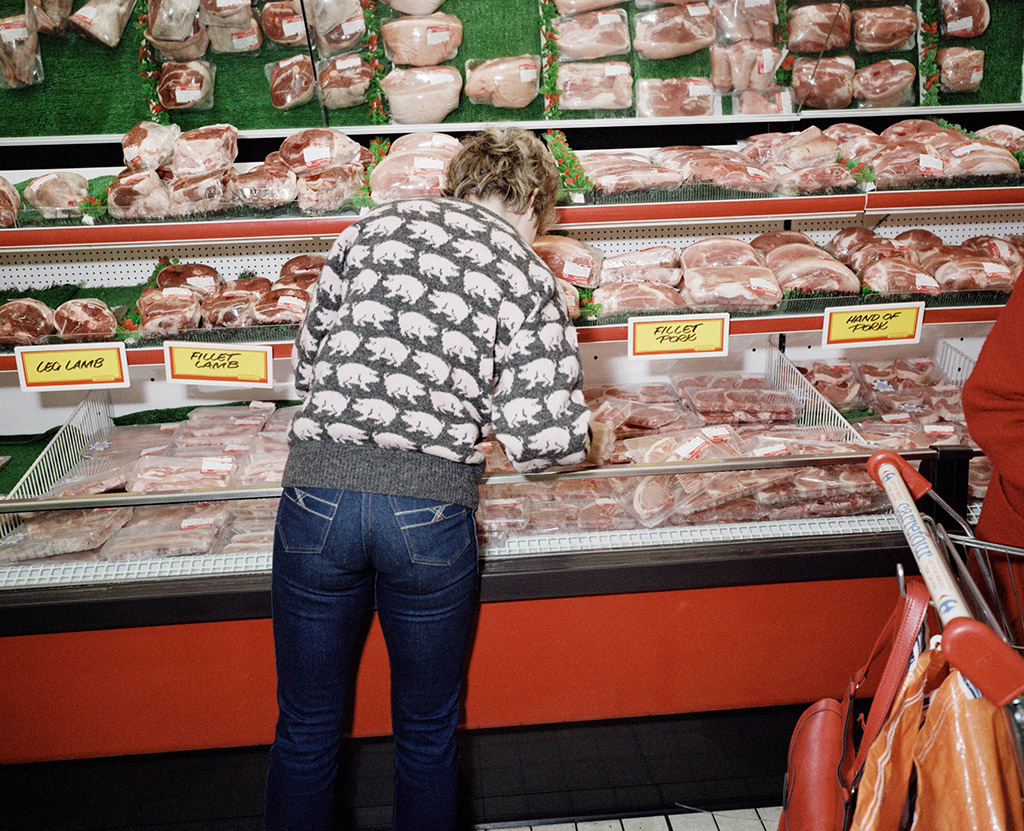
[283,441,485,509]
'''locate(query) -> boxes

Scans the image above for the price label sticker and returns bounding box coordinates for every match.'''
[629,314,729,360]
[333,54,363,70]
[281,14,304,36]
[0,17,28,41]
[822,302,925,349]
[596,11,619,24]
[946,15,973,33]
[15,343,130,392]
[164,341,274,388]
[425,24,450,44]
[341,13,365,34]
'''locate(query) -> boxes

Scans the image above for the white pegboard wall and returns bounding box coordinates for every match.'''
[0,239,332,292]
[567,221,786,255]
[794,208,1024,248]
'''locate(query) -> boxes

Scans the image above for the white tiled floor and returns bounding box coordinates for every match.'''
[476,806,782,831]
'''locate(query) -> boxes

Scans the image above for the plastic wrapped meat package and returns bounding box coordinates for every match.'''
[0,299,55,344]
[106,169,172,220]
[0,175,21,228]
[734,88,793,116]
[228,496,281,524]
[711,41,781,92]
[267,54,316,110]
[797,360,868,413]
[532,235,603,288]
[215,523,275,555]
[130,501,233,531]
[171,418,264,448]
[464,55,540,109]
[23,172,88,219]
[169,124,238,179]
[941,0,989,38]
[380,66,462,124]
[475,493,529,543]
[602,246,682,285]
[787,3,851,53]
[187,402,275,424]
[0,507,133,563]
[711,0,778,42]
[137,286,203,336]
[969,457,992,500]
[937,48,984,93]
[682,379,800,424]
[636,77,715,118]
[261,0,306,45]
[157,60,215,111]
[574,151,683,195]
[144,14,209,62]
[852,7,916,52]
[1,4,43,89]
[555,9,629,62]
[100,523,220,560]
[632,4,716,60]
[556,62,633,110]
[380,12,462,66]
[318,54,372,110]
[854,60,916,108]
[207,18,262,53]
[84,423,180,459]
[228,452,288,486]
[792,56,854,109]
[591,283,685,314]
[308,0,364,58]
[28,0,73,35]
[681,267,782,312]
[127,454,238,492]
[68,0,136,47]
[264,404,301,433]
[43,454,140,499]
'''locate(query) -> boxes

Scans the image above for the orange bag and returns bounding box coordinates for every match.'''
[849,647,1024,831]
[910,669,1024,831]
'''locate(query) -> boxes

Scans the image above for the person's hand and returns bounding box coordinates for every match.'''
[586,420,615,465]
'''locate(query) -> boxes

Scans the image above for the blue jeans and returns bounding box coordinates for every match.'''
[265,487,479,831]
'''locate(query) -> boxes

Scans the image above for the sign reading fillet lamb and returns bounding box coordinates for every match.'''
[822,302,925,349]
[628,313,730,359]
[15,343,130,391]
[164,341,274,388]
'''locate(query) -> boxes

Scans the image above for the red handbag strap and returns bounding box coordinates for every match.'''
[846,578,930,786]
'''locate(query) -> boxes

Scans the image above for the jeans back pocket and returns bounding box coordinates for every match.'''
[276,487,340,554]
[388,496,473,566]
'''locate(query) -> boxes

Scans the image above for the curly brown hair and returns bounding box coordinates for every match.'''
[442,127,561,233]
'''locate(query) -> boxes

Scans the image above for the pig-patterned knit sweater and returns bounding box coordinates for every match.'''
[285,197,592,509]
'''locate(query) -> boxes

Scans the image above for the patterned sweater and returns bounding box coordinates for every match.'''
[285,197,592,509]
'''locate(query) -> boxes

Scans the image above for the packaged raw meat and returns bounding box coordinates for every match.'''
[169,124,238,178]
[0,7,43,89]
[555,9,629,62]
[316,54,372,109]
[680,266,782,312]
[969,457,991,499]
[0,298,52,344]
[261,0,306,45]
[632,4,715,60]
[381,12,462,66]
[860,260,939,295]
[773,257,859,294]
[684,383,799,421]
[556,62,633,110]
[600,265,681,286]
[0,176,20,228]
[869,144,947,190]
[936,46,983,93]
[137,286,203,335]
[822,122,877,144]
[100,523,219,560]
[739,131,792,165]
[750,230,814,253]
[383,0,444,12]
[127,454,237,492]
[853,60,916,108]
[252,288,309,323]
[933,258,1016,292]
[775,164,857,196]
[826,226,876,260]
[28,0,72,34]
[214,523,275,554]
[852,6,916,52]
[940,0,989,37]
[131,502,232,532]
[167,169,232,217]
[848,239,920,274]
[266,54,315,110]
[939,140,1020,179]
[838,135,891,165]
[602,381,679,404]
[381,66,462,123]
[308,0,364,57]
[604,246,681,273]
[145,15,208,61]
[208,19,262,53]
[0,507,132,562]
[777,127,840,171]
[710,0,777,42]
[636,76,714,117]
[918,244,970,275]
[788,3,851,52]
[681,238,764,271]
[475,496,529,540]
[226,496,281,524]
[148,0,198,40]
[219,277,273,297]
[229,156,298,209]
[279,128,361,178]
[228,452,288,486]
[44,454,139,498]
[893,229,943,253]
[710,40,781,92]
[553,0,618,12]
[197,0,249,27]
[296,164,362,213]
[156,263,222,298]
[532,235,604,288]
[651,147,776,193]
[960,235,1022,268]
[591,283,686,314]
[764,243,833,272]
[369,148,448,201]
[53,298,117,341]
[157,60,215,110]
[574,151,683,194]
[458,55,537,109]
[105,169,169,220]
[734,87,793,115]
[68,0,136,47]
[973,124,1024,153]
[84,423,178,459]
[122,121,180,171]
[791,56,854,109]
[23,172,88,219]
[201,290,256,328]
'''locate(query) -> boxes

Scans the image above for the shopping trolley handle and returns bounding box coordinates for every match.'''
[867,450,933,501]
[942,617,1024,708]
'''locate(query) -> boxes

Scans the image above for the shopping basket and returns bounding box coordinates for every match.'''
[866,449,1024,792]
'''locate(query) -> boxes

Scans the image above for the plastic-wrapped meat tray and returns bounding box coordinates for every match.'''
[0,507,133,562]
[126,455,237,492]
[100,523,220,560]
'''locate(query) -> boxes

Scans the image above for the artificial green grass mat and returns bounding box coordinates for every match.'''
[0,428,59,496]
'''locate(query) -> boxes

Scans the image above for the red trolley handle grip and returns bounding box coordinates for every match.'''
[867,450,933,502]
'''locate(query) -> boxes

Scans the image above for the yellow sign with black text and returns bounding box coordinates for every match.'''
[15,343,130,391]
[823,302,925,349]
[629,314,730,359]
[164,342,274,388]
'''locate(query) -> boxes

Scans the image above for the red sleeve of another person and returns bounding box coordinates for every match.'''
[962,282,1024,544]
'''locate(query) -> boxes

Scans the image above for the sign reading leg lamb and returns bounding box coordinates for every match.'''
[15,342,130,391]
[628,313,730,359]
